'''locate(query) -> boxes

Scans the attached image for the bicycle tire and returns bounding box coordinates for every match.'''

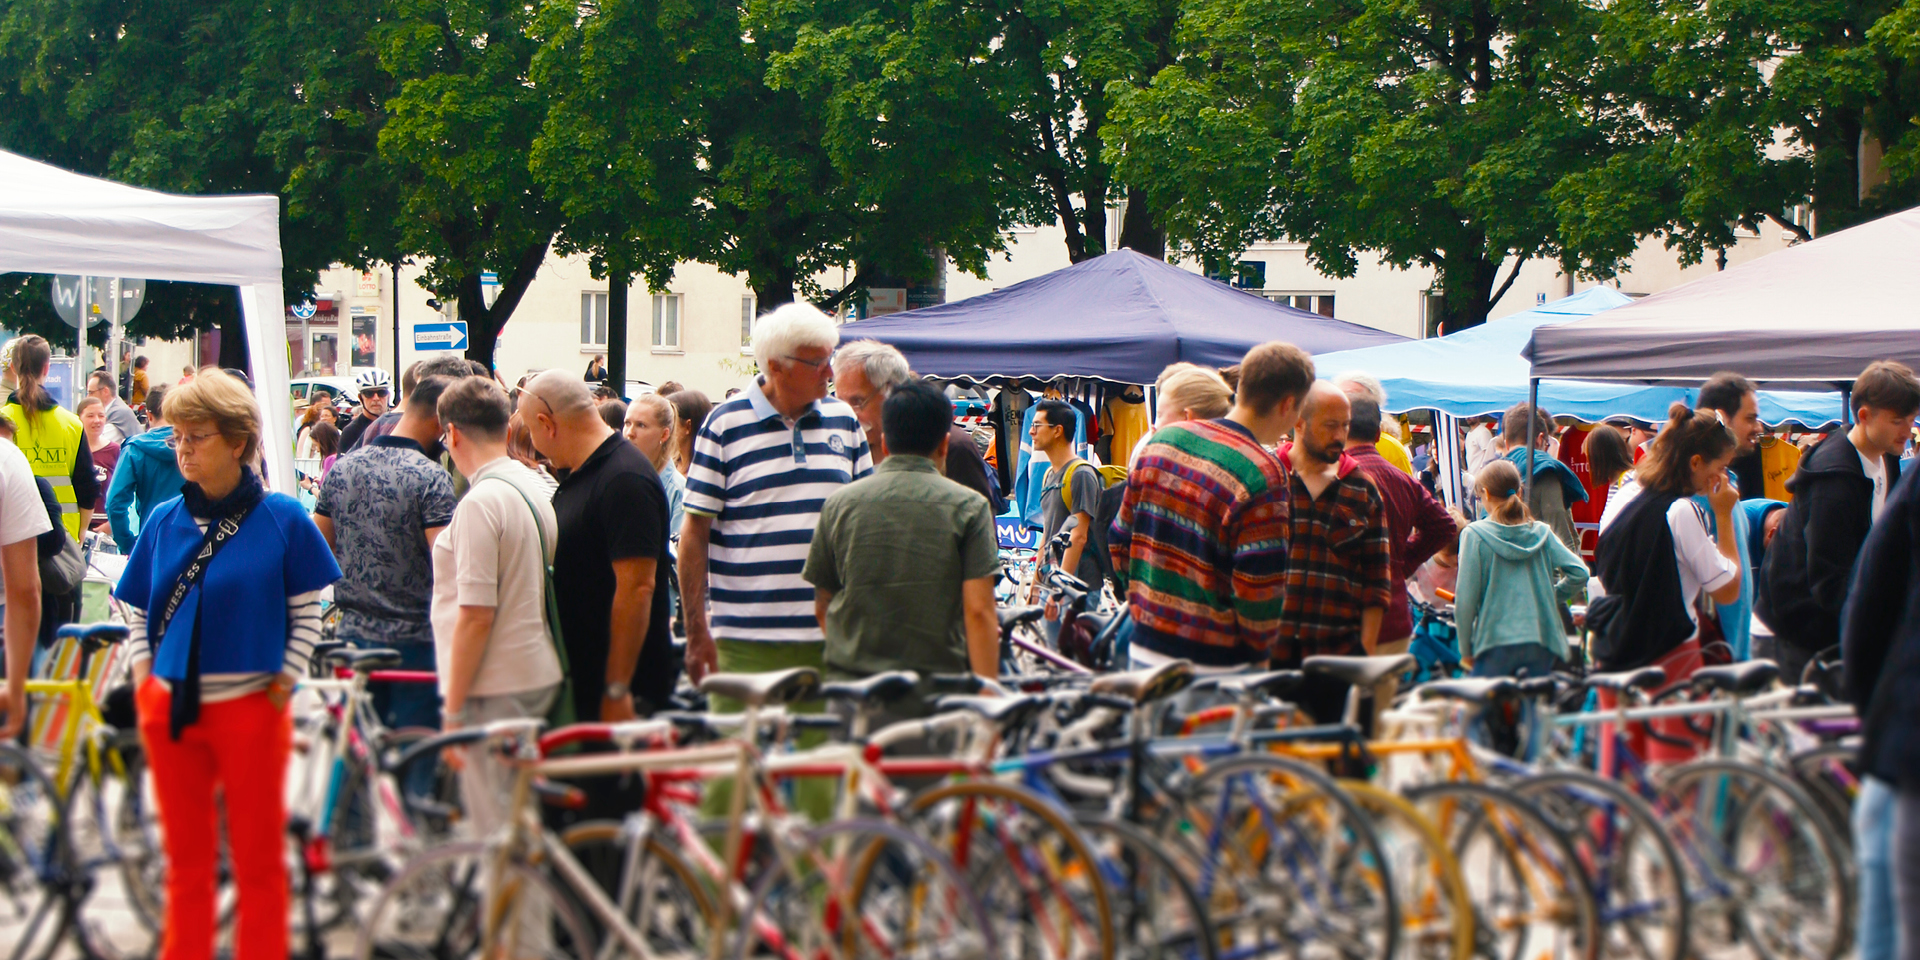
[1404,780,1599,960]
[733,817,996,960]
[1512,770,1687,960]
[352,839,595,960]
[1785,743,1856,842]
[1071,814,1217,960]
[62,736,166,960]
[1336,779,1474,960]
[558,819,718,958]
[1654,758,1852,960]
[1165,753,1398,960]
[904,779,1115,960]
[0,743,70,960]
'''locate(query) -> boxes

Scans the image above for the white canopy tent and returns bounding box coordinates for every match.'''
[0,150,296,492]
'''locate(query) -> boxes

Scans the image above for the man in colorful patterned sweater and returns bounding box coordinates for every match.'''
[1109,342,1316,674]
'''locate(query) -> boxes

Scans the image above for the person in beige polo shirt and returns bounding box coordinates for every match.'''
[430,377,563,836]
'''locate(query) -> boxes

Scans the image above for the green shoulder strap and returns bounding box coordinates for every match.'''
[484,475,576,729]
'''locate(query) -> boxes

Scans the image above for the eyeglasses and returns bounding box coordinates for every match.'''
[783,354,833,371]
[360,389,389,399]
[165,431,223,450]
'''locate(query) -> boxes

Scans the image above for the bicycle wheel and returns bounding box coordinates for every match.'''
[0,743,69,960]
[732,817,995,960]
[1512,771,1686,960]
[905,779,1115,960]
[1655,759,1851,960]
[1164,753,1397,960]
[1785,743,1856,842]
[1336,780,1473,960]
[559,819,717,960]
[1072,815,1216,960]
[64,735,165,960]
[1405,781,1598,960]
[352,840,595,960]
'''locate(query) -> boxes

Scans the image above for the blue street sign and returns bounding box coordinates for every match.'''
[414,321,468,351]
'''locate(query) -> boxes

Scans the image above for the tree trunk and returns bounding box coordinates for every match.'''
[458,236,552,371]
[606,272,628,396]
[1116,185,1165,259]
[753,261,799,312]
[1431,251,1501,336]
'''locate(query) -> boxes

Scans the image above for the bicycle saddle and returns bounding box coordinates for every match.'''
[1582,666,1666,693]
[1418,678,1518,706]
[1089,659,1195,704]
[1690,660,1781,696]
[1194,669,1305,701]
[1302,654,1415,689]
[326,647,404,672]
[819,671,920,705]
[698,667,822,708]
[997,605,1045,630]
[933,693,1052,727]
[55,622,131,649]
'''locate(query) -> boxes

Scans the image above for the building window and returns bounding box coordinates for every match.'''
[652,294,681,351]
[581,292,608,347]
[1263,291,1335,317]
[741,295,757,352]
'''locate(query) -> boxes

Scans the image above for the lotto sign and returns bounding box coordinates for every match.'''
[413,321,468,351]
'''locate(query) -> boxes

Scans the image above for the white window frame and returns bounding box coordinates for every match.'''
[581,291,608,349]
[740,295,757,354]
[651,293,683,353]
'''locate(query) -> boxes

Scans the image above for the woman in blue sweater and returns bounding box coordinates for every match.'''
[114,370,340,960]
[1455,459,1590,679]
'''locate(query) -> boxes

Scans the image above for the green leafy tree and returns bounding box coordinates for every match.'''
[1110,0,1804,332]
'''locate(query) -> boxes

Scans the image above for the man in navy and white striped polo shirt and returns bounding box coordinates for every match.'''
[681,303,872,690]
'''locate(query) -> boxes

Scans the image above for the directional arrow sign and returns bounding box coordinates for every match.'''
[413,321,468,351]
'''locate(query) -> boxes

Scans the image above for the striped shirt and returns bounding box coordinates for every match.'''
[684,377,871,642]
[1109,419,1292,667]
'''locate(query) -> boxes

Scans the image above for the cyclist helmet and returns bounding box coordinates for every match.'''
[354,368,393,395]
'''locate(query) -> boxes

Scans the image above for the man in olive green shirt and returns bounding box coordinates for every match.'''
[804,381,1000,681]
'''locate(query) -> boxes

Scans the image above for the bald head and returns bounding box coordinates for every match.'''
[523,369,598,420]
[1295,382,1352,465]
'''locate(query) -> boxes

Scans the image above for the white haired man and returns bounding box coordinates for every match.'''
[682,303,871,686]
[833,339,996,502]
[1332,371,1413,474]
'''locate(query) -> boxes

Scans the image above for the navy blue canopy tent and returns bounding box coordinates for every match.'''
[841,249,1407,384]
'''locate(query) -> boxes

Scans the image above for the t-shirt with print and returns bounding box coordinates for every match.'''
[431,457,563,699]
[683,378,871,643]
[314,435,457,645]
[1040,459,1104,585]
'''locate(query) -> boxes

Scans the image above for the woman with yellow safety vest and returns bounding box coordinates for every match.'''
[3,336,98,538]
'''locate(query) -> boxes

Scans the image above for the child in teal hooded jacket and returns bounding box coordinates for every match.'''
[1456,460,1590,678]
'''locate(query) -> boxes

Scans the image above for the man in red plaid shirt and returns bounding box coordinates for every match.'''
[1279,382,1392,723]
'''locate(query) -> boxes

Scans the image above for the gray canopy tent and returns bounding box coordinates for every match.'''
[1525,205,1920,389]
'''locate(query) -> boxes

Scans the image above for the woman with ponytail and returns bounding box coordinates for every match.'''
[1454,459,1589,680]
[1590,402,1741,763]
[2,336,97,538]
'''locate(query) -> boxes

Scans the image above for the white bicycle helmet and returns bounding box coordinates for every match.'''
[354,368,393,394]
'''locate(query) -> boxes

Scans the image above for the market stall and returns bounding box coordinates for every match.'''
[0,149,296,493]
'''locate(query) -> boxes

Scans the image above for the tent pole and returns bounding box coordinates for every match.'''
[1842,386,1853,428]
[1525,378,1539,500]
[76,275,89,403]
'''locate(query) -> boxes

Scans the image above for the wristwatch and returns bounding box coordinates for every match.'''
[605,681,631,700]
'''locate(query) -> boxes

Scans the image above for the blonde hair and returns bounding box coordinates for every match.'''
[1156,367,1232,424]
[163,369,262,463]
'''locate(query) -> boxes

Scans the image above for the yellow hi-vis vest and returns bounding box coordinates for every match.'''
[5,402,87,538]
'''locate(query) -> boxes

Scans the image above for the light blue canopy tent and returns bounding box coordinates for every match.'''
[1313,286,1843,426]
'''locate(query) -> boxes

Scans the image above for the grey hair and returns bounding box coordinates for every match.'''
[1332,371,1388,408]
[832,340,913,394]
[751,302,841,369]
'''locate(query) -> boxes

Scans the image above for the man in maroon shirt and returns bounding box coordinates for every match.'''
[1345,397,1458,657]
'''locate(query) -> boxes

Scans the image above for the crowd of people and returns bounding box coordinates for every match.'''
[3,310,1920,956]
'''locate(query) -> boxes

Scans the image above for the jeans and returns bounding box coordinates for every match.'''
[1898,787,1920,960]
[342,637,440,834]
[1857,776,1898,960]
[1469,643,1558,759]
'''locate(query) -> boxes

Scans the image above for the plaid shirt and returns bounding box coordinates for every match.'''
[1277,445,1392,661]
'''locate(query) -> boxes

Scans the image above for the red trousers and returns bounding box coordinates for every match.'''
[1597,637,1706,770]
[137,677,291,960]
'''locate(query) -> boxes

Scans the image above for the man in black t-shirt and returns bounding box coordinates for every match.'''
[521,370,675,721]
